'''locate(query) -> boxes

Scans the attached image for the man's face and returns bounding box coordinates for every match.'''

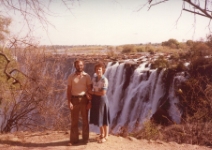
[75,61,84,72]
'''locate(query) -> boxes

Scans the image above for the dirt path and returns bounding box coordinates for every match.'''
[0,131,211,150]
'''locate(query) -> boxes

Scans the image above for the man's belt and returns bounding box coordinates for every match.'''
[71,95,86,98]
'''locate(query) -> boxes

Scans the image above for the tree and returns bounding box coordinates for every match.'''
[0,16,11,42]
[147,0,212,20]
[0,0,76,133]
[0,0,76,29]
[0,48,69,133]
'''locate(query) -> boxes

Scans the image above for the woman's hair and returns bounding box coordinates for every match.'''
[94,62,106,73]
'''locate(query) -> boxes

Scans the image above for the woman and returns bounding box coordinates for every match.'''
[89,62,110,143]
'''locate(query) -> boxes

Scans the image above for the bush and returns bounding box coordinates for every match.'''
[106,46,117,57]
[180,41,211,60]
[162,39,179,49]
[162,123,212,145]
[150,56,169,69]
[206,34,212,48]
[177,55,212,124]
[175,62,187,72]
[133,121,212,146]
[121,45,136,53]
[136,47,144,52]
[133,120,160,140]
[191,42,211,56]
[186,40,194,46]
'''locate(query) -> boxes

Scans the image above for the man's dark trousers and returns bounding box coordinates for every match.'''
[70,96,89,144]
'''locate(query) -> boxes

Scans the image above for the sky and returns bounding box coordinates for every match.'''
[7,0,212,46]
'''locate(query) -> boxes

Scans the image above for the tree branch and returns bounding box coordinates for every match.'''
[148,0,169,10]
[183,0,212,19]
[0,52,27,85]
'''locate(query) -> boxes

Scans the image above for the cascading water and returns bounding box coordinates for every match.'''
[104,61,165,133]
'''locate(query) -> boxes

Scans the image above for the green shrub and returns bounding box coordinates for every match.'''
[133,121,212,145]
[175,62,187,72]
[106,49,116,57]
[136,47,144,52]
[133,120,160,140]
[177,55,212,124]
[169,53,180,60]
[186,40,194,46]
[191,42,211,56]
[150,56,169,69]
[121,45,136,53]
[162,39,179,49]
[206,34,212,48]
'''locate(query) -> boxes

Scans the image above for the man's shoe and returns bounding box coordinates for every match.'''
[82,140,88,145]
[68,141,79,146]
[67,142,73,146]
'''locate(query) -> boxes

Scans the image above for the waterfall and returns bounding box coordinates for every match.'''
[102,60,186,133]
[168,72,187,124]
[105,62,162,132]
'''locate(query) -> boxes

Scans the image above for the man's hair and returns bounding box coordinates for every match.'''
[94,62,106,73]
[74,59,84,67]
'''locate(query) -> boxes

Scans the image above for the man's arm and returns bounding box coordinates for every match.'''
[86,84,92,100]
[86,75,93,100]
[67,85,73,110]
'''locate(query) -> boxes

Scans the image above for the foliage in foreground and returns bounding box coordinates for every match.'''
[132,120,212,146]
[176,44,212,123]
[0,47,70,133]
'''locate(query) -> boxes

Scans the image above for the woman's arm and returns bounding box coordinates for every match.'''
[92,89,106,96]
[92,77,108,96]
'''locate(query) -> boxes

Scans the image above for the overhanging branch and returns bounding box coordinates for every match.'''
[146,0,212,20]
[183,8,211,18]
[148,0,169,10]
[183,0,212,19]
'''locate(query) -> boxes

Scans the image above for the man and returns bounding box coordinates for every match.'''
[67,60,92,145]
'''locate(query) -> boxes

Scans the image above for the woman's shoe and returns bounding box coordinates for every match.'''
[96,135,103,141]
[98,137,107,143]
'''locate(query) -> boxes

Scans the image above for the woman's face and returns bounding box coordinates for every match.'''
[95,67,103,76]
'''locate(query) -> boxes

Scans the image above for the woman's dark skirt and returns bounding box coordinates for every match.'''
[90,95,110,127]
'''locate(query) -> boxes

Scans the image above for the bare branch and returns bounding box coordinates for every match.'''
[0,52,31,86]
[148,0,169,10]
[175,1,185,28]
[0,0,77,33]
[145,0,212,20]
[183,0,212,19]
[183,8,211,18]
[0,52,10,62]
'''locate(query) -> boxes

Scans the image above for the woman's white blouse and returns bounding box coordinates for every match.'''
[92,75,108,92]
